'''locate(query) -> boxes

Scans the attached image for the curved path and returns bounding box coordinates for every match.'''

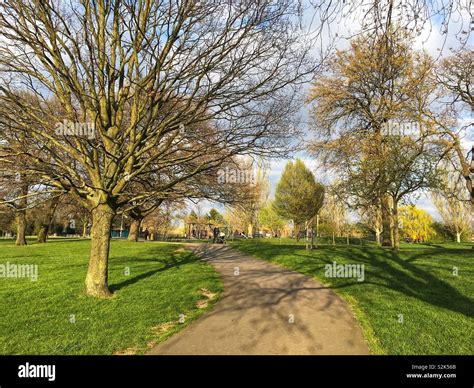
[148,244,370,355]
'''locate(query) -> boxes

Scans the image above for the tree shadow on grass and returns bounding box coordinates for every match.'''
[337,247,472,318]
[109,247,199,292]
[380,249,473,318]
[239,243,474,319]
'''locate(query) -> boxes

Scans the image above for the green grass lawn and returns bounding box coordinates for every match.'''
[0,238,222,355]
[232,239,474,355]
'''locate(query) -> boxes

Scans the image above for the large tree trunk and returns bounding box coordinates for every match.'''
[37,226,48,243]
[15,182,28,246]
[127,218,142,242]
[85,204,115,298]
[15,210,27,246]
[381,194,392,247]
[392,200,400,250]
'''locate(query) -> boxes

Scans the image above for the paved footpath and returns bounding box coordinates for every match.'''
[148,244,370,355]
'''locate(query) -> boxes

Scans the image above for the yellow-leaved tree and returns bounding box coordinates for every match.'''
[399,206,435,242]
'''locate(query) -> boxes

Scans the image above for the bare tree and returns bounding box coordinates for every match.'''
[308,29,443,249]
[33,192,62,243]
[432,170,471,243]
[320,189,348,246]
[0,1,316,297]
[358,204,383,245]
[223,158,270,238]
[438,48,474,109]
[142,201,186,240]
[432,47,473,245]
[308,0,472,52]
[0,167,32,245]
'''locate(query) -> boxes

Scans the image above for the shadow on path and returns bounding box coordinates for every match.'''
[148,244,370,355]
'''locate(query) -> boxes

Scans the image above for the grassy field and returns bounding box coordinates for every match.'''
[232,239,474,355]
[0,238,222,355]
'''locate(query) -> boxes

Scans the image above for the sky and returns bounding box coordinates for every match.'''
[191,1,473,220]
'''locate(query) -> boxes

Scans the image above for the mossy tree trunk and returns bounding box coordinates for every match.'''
[37,226,48,243]
[15,210,27,246]
[15,182,28,246]
[127,217,142,242]
[85,204,115,298]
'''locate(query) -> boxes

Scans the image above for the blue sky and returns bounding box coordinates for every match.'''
[192,2,473,220]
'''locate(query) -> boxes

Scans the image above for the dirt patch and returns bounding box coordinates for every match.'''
[196,288,217,309]
[196,300,209,309]
[199,288,217,299]
[146,321,178,348]
[113,347,140,355]
[151,321,176,336]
